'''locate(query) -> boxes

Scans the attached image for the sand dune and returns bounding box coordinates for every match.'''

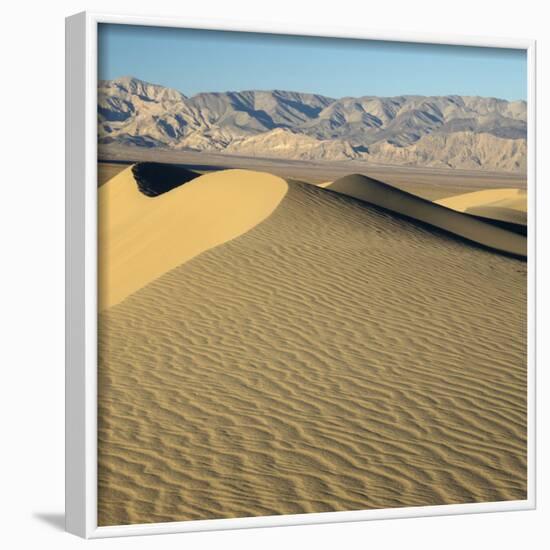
[99,169,526,526]
[98,162,128,186]
[435,188,527,228]
[98,166,288,310]
[435,188,527,213]
[325,174,526,258]
[465,205,526,223]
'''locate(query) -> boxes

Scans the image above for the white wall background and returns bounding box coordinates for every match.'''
[0,0,546,547]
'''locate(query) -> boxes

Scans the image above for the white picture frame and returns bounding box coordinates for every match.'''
[65,11,537,539]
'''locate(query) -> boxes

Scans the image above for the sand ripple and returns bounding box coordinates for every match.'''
[98,178,526,526]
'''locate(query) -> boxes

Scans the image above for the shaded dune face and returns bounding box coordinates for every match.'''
[464,210,527,236]
[435,188,527,236]
[98,177,526,527]
[326,175,527,259]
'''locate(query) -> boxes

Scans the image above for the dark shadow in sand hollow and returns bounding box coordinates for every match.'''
[131,162,201,197]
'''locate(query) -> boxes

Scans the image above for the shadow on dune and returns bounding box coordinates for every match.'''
[326,174,527,260]
[466,208,527,236]
[131,162,200,197]
[100,158,231,173]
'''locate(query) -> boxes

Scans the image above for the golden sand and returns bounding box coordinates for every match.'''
[435,188,527,227]
[98,167,288,310]
[98,168,527,526]
[435,188,527,212]
[325,175,526,257]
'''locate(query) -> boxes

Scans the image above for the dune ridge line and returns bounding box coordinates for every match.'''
[435,188,527,231]
[325,174,527,258]
[435,188,527,213]
[99,166,288,310]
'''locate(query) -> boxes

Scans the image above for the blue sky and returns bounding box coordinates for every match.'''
[98,24,527,101]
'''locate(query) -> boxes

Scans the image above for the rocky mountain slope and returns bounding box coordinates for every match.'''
[98,76,527,171]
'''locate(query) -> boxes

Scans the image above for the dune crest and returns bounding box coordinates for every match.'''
[435,188,527,228]
[435,188,527,212]
[99,167,288,310]
[325,174,526,258]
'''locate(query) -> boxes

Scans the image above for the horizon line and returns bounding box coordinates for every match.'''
[100,75,527,103]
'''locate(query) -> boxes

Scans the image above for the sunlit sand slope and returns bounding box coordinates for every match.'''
[436,188,527,212]
[98,174,526,526]
[98,167,288,309]
[325,175,526,258]
[436,188,527,227]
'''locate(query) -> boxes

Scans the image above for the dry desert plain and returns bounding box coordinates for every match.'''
[97,154,527,526]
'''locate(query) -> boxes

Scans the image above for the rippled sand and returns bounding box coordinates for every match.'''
[98,170,527,526]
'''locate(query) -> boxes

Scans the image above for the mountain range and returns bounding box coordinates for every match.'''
[98,77,527,171]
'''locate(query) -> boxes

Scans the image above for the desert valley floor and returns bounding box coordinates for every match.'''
[97,157,527,526]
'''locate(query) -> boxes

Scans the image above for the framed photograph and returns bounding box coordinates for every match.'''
[65,11,536,539]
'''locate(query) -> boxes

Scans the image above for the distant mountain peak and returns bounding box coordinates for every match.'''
[98,78,527,172]
[100,76,188,101]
